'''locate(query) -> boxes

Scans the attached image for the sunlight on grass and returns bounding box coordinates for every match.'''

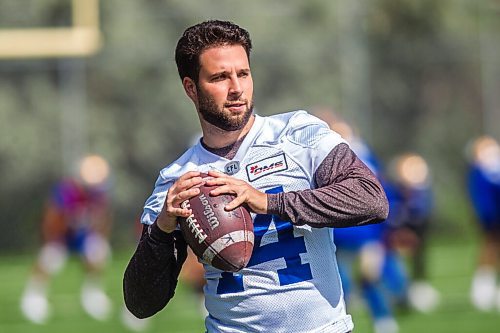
[0,240,497,333]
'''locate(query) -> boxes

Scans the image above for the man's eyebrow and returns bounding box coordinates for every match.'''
[209,68,250,79]
[209,70,229,78]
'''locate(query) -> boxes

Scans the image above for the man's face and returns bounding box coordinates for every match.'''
[194,45,254,131]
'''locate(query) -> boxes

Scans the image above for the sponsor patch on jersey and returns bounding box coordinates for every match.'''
[246,153,288,182]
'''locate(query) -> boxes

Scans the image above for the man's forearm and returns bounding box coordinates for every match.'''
[123,223,187,319]
[267,143,389,227]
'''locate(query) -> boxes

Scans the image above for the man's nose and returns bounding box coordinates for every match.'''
[228,76,243,96]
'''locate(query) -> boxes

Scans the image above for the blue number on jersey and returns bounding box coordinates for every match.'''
[217,186,312,294]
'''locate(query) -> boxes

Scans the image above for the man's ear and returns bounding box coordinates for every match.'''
[183,77,198,102]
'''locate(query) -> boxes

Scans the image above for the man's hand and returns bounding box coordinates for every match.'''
[156,171,205,233]
[204,170,268,214]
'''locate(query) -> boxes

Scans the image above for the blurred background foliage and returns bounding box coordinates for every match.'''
[0,0,499,251]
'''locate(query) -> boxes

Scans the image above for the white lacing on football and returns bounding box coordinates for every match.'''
[181,200,208,244]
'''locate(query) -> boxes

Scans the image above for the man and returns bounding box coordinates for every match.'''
[123,20,388,333]
[384,153,440,313]
[21,154,113,324]
[467,135,500,311]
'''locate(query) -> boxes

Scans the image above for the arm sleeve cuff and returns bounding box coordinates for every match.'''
[267,193,282,215]
[148,221,175,244]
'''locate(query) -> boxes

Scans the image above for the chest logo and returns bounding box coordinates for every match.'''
[246,153,288,182]
[224,161,240,175]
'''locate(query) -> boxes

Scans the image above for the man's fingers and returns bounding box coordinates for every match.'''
[168,173,204,204]
[168,206,192,218]
[179,170,202,181]
[205,177,245,189]
[178,176,204,192]
[225,196,245,211]
[176,187,201,202]
[208,184,233,196]
[207,170,225,178]
[205,177,228,187]
[188,176,206,187]
[173,172,203,196]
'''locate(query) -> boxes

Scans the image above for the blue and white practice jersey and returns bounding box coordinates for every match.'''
[141,111,353,333]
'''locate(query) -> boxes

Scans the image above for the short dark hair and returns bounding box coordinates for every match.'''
[175,20,252,82]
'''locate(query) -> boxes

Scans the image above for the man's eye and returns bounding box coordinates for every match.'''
[212,75,226,81]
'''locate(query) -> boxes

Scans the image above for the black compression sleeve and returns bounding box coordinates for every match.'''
[123,222,188,318]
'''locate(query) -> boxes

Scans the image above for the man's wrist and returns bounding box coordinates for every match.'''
[156,223,176,234]
[148,221,175,243]
[156,213,177,233]
[266,193,281,215]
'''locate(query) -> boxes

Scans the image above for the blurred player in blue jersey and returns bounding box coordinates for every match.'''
[385,153,440,313]
[123,20,389,333]
[20,154,113,324]
[314,108,399,333]
[467,136,500,311]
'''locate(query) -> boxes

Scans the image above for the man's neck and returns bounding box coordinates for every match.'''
[200,134,247,159]
[200,115,255,149]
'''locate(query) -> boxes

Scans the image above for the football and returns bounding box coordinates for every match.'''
[180,175,254,272]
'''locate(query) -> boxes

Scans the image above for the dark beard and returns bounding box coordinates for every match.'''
[197,89,253,132]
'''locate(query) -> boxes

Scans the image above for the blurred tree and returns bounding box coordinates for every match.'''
[366,0,489,232]
[0,0,497,250]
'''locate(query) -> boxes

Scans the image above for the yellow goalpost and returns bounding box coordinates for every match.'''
[0,0,102,59]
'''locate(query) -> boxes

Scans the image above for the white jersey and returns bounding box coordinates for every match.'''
[141,111,353,333]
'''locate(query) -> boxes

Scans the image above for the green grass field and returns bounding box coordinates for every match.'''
[0,239,498,333]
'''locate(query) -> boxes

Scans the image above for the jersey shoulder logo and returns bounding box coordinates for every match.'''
[246,153,288,182]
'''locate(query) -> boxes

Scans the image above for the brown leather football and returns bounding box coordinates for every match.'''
[180,175,254,272]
